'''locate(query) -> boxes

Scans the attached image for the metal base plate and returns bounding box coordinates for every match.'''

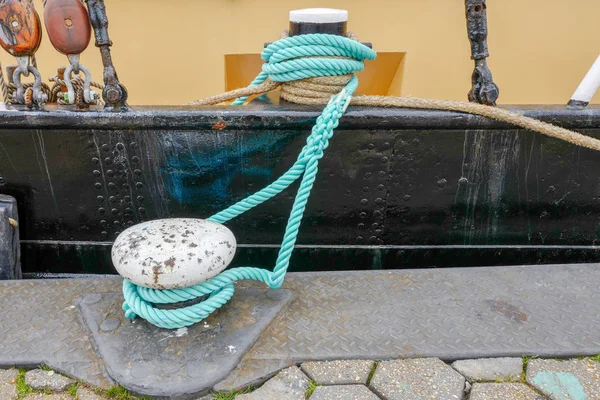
[79,289,293,398]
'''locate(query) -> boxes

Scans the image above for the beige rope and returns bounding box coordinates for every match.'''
[192,80,600,152]
[281,75,351,103]
[0,61,9,103]
[189,79,279,106]
[8,218,17,228]
[49,76,105,106]
[189,28,600,153]
[3,75,105,106]
[7,81,54,103]
[353,96,600,151]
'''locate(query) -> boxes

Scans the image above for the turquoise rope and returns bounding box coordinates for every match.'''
[122,34,377,329]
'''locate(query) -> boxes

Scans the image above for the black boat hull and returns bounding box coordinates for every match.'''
[1,105,599,274]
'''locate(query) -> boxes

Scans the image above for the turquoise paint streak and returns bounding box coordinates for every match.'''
[532,371,587,400]
[161,131,298,207]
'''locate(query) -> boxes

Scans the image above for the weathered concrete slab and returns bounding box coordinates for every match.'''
[526,359,600,400]
[451,358,522,382]
[76,386,105,400]
[469,383,546,400]
[369,358,465,400]
[0,369,17,400]
[301,360,374,385]
[310,385,380,400]
[25,369,75,391]
[23,394,72,400]
[236,367,309,400]
[79,289,293,398]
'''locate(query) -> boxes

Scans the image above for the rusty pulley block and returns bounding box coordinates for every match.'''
[0,0,126,111]
[45,0,98,108]
[0,0,47,108]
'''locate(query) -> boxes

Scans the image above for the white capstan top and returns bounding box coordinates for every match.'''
[289,8,348,24]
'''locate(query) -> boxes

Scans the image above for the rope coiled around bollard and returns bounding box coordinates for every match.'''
[127,33,600,329]
[122,35,375,329]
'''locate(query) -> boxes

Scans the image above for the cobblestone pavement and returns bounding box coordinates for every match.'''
[3,357,599,399]
[204,356,600,400]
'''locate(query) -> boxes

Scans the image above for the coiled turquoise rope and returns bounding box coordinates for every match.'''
[122,34,377,329]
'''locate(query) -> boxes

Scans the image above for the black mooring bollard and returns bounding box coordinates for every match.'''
[264,9,371,48]
[0,195,21,280]
[289,8,348,37]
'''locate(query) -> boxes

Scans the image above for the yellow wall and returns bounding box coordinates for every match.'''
[8,0,600,106]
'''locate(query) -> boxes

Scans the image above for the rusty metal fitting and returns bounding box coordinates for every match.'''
[63,63,98,105]
[12,65,48,107]
[465,0,499,106]
[85,0,128,111]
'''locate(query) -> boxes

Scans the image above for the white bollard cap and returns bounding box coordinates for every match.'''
[289,8,348,24]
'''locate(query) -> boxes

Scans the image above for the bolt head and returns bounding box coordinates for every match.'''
[106,87,121,102]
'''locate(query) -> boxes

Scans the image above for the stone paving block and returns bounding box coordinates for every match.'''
[469,383,547,400]
[0,369,17,400]
[76,386,107,400]
[310,385,380,400]
[301,360,374,385]
[369,358,465,400]
[214,357,295,392]
[452,358,522,382]
[526,358,600,400]
[25,369,75,392]
[236,366,310,400]
[22,394,72,399]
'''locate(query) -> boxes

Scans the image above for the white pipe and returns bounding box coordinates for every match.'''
[568,55,600,108]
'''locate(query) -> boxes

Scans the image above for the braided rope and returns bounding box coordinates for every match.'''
[49,76,105,106]
[0,61,9,103]
[2,74,104,106]
[122,35,374,329]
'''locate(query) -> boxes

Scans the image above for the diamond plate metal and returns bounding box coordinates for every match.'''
[2,265,600,394]
[0,278,122,388]
[219,264,600,390]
